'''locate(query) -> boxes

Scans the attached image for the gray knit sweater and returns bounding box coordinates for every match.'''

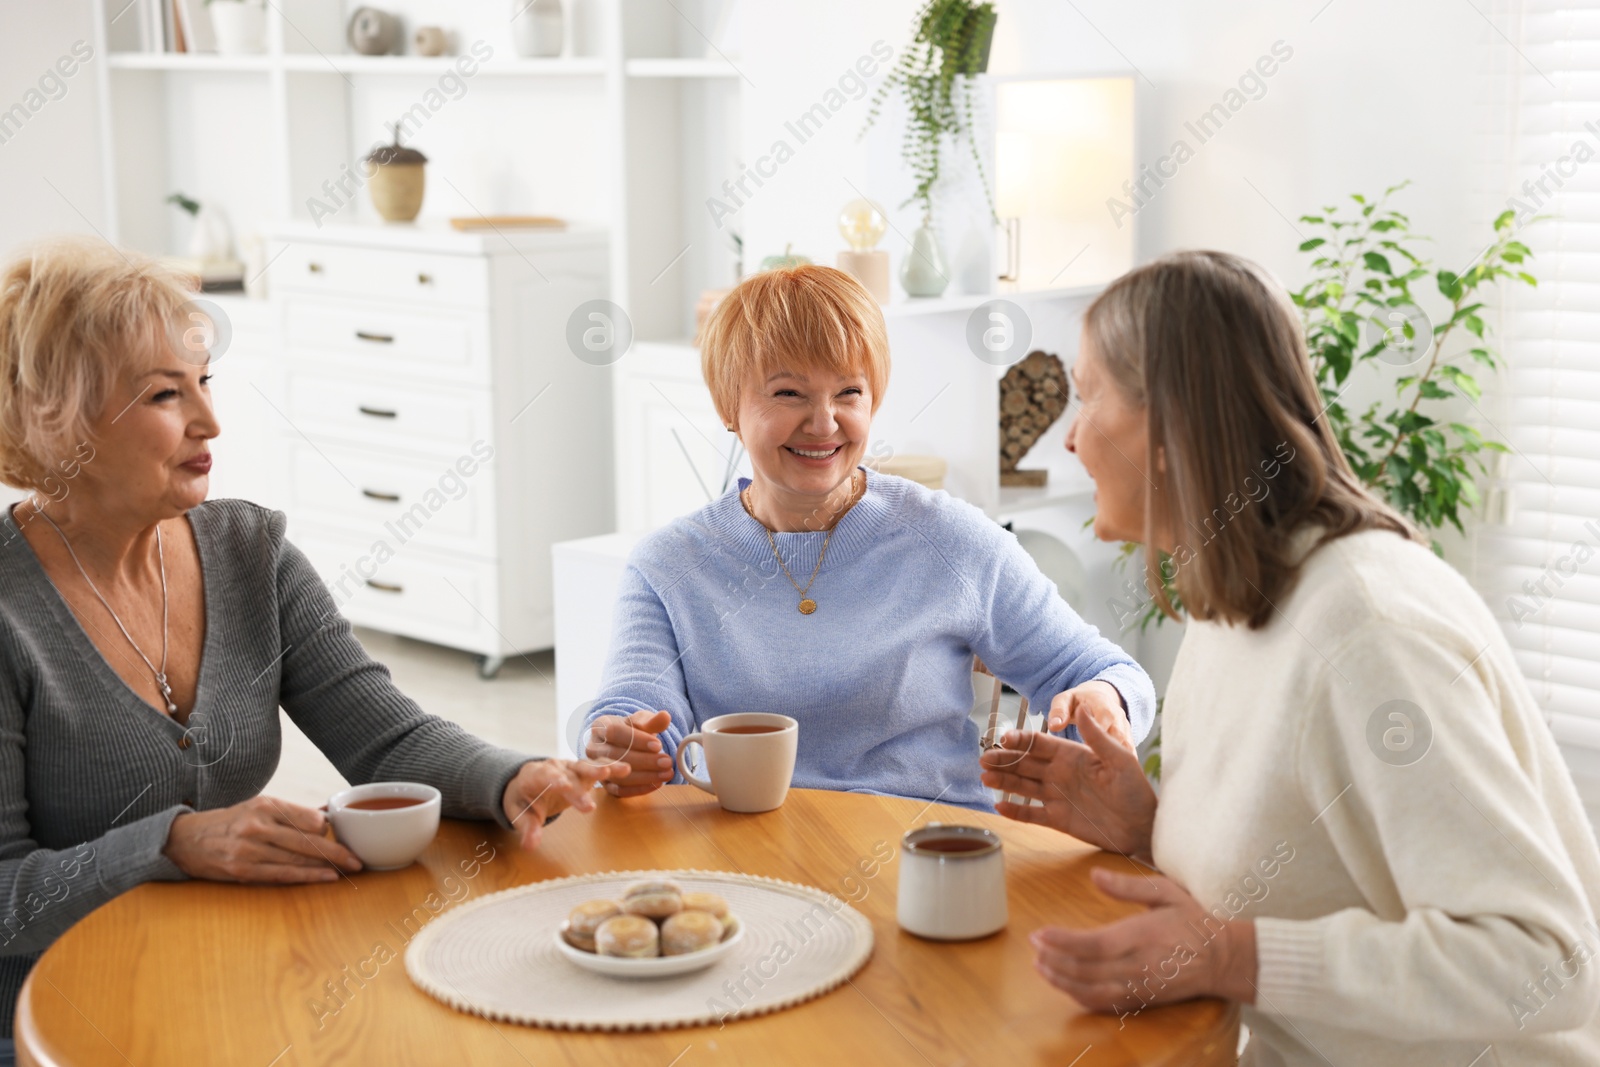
[0,499,534,1034]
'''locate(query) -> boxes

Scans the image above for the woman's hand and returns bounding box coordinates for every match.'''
[163,796,363,883]
[1031,868,1258,1012]
[979,705,1157,859]
[501,758,622,850]
[1048,680,1134,751]
[583,710,675,798]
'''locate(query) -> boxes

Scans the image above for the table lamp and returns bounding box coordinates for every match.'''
[836,198,890,303]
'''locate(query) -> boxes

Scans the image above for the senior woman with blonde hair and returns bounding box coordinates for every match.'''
[0,237,618,1042]
[583,265,1154,808]
[980,250,1600,1063]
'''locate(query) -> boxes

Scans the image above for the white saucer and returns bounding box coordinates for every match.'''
[554,917,744,979]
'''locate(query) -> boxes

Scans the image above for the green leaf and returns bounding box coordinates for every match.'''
[1299,237,1327,252]
[1494,209,1516,230]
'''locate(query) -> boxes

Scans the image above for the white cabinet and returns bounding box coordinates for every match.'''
[267,222,614,674]
[612,342,745,533]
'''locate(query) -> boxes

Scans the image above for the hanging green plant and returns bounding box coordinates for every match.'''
[861,0,998,222]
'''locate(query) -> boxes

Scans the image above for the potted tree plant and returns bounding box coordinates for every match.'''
[861,0,998,297]
[1121,184,1538,780]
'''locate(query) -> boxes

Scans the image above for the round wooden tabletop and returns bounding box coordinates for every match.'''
[16,787,1237,1066]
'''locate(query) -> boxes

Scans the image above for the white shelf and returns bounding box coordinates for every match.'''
[107,52,606,76]
[280,53,606,76]
[107,52,273,72]
[625,57,741,78]
[882,283,1104,319]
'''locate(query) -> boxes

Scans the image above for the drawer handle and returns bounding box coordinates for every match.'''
[358,405,398,419]
[307,262,323,274]
[417,272,434,286]
[361,489,401,503]
[365,579,404,594]
[355,330,395,344]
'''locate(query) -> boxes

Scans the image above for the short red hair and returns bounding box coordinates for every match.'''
[699,265,890,426]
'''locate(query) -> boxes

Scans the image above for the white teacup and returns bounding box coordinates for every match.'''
[897,824,1008,940]
[674,713,799,813]
[326,782,442,871]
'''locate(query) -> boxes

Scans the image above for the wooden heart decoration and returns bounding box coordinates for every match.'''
[999,350,1070,486]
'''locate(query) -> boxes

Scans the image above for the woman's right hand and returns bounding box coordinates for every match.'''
[584,710,675,798]
[162,795,364,883]
[979,706,1158,861]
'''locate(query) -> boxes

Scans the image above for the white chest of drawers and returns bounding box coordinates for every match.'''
[265,222,614,676]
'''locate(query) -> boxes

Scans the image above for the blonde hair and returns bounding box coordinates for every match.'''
[700,265,890,427]
[0,237,197,492]
[1083,250,1417,629]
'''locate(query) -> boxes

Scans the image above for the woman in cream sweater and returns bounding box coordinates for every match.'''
[980,250,1600,1064]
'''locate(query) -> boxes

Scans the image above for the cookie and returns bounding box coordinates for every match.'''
[595,914,660,958]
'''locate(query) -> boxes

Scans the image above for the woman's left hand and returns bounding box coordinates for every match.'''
[1048,680,1134,750]
[1031,867,1258,1013]
[501,759,622,850]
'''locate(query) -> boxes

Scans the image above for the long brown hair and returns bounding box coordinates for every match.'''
[1083,250,1418,628]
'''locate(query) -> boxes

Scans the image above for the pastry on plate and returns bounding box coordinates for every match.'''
[621,879,683,920]
[595,914,660,958]
[563,899,621,953]
[660,909,723,956]
[680,891,731,931]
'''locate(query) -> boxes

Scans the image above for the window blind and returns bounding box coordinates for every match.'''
[1476,1,1600,745]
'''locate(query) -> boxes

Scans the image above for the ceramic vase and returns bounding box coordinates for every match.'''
[208,0,266,55]
[511,0,565,58]
[900,221,950,298]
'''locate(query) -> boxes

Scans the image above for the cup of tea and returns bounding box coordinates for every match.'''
[674,713,798,813]
[896,824,1008,940]
[326,782,441,870]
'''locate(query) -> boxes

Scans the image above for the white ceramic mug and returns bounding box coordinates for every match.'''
[674,713,799,813]
[326,782,441,871]
[896,824,1008,940]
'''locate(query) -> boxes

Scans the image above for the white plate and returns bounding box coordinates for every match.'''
[554,917,745,979]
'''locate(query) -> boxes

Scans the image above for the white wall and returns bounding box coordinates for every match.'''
[0,0,108,245]
[737,0,1491,290]
[735,0,1497,691]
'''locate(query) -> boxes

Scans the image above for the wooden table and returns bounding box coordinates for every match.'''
[17,787,1237,1066]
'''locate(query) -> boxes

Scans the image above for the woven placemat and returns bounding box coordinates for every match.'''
[404,869,875,1031]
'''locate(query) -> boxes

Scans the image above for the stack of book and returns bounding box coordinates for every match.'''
[133,0,215,54]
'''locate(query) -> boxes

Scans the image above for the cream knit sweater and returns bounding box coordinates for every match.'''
[1152,528,1600,1065]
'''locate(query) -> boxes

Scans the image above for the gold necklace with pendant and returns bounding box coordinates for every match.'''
[741,472,856,615]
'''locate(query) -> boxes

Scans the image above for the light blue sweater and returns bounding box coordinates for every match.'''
[586,469,1155,811]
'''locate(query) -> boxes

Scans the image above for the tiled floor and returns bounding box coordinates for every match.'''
[261,629,560,808]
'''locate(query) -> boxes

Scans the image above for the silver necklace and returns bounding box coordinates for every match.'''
[36,510,176,715]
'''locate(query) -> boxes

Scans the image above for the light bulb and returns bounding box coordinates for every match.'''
[838,198,888,252]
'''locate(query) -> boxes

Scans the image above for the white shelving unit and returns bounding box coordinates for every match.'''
[88,0,741,334]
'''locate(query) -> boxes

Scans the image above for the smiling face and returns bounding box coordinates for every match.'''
[736,365,871,515]
[1065,333,1153,545]
[76,330,220,521]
